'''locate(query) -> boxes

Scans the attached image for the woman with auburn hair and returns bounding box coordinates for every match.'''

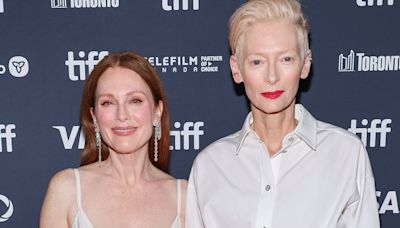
[40,51,187,228]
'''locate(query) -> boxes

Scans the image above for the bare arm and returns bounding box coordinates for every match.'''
[39,169,75,228]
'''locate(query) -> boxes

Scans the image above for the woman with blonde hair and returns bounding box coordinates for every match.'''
[186,1,380,227]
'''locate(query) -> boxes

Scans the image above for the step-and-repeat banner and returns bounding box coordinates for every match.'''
[0,0,399,227]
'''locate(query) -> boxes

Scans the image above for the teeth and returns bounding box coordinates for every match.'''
[114,129,134,132]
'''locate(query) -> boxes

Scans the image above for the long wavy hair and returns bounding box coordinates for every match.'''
[80,51,170,173]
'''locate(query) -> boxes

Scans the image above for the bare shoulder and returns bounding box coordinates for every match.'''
[76,163,101,178]
[163,177,188,194]
[180,179,188,188]
[179,179,188,208]
[40,168,76,228]
[51,168,76,185]
[45,168,76,201]
[179,179,188,195]
[179,179,188,226]
[153,170,184,196]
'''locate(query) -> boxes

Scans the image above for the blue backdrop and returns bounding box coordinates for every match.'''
[0,0,399,227]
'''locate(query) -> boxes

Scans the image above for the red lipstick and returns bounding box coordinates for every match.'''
[261,90,284,99]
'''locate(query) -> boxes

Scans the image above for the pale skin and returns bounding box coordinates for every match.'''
[230,19,312,156]
[40,67,187,228]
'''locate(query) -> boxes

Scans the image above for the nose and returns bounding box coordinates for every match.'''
[116,104,129,122]
[265,62,279,84]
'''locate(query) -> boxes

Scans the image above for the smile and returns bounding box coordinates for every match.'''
[112,127,136,135]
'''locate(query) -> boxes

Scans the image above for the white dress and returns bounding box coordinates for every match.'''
[72,169,182,228]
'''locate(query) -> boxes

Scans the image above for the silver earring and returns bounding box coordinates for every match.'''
[95,126,102,164]
[154,122,161,162]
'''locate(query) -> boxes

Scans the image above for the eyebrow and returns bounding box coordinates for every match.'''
[247,49,299,56]
[96,90,147,99]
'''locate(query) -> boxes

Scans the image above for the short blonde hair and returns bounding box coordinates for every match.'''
[229,0,309,58]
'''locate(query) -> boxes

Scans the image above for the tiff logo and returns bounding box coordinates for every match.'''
[348,119,391,148]
[0,124,16,153]
[51,0,67,8]
[162,0,200,11]
[53,126,85,149]
[54,122,205,151]
[338,50,355,72]
[0,0,4,13]
[356,0,395,6]
[169,122,204,150]
[65,51,109,81]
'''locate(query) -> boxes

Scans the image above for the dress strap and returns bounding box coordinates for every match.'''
[176,179,182,216]
[74,169,82,209]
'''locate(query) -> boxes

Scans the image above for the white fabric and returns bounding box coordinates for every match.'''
[172,179,183,228]
[186,104,380,228]
[72,169,182,228]
[72,169,93,228]
[270,153,281,185]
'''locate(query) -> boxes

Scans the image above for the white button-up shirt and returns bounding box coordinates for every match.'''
[186,104,380,228]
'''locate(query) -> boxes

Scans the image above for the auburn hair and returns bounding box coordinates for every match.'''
[80,51,170,173]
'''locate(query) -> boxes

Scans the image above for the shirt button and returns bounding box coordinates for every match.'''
[288,137,294,142]
[265,185,271,191]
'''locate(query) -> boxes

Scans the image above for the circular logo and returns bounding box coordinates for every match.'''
[8,56,29,78]
[0,194,13,223]
[0,65,6,74]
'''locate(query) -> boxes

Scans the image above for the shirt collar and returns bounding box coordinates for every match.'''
[293,104,317,151]
[235,112,254,155]
[235,104,317,155]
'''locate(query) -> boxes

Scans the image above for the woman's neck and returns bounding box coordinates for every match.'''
[251,103,297,156]
[101,146,159,187]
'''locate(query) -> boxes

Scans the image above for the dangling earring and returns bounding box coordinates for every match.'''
[154,122,161,162]
[95,125,102,164]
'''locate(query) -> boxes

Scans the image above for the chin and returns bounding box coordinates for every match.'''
[262,108,286,115]
[253,101,294,115]
[109,143,146,155]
